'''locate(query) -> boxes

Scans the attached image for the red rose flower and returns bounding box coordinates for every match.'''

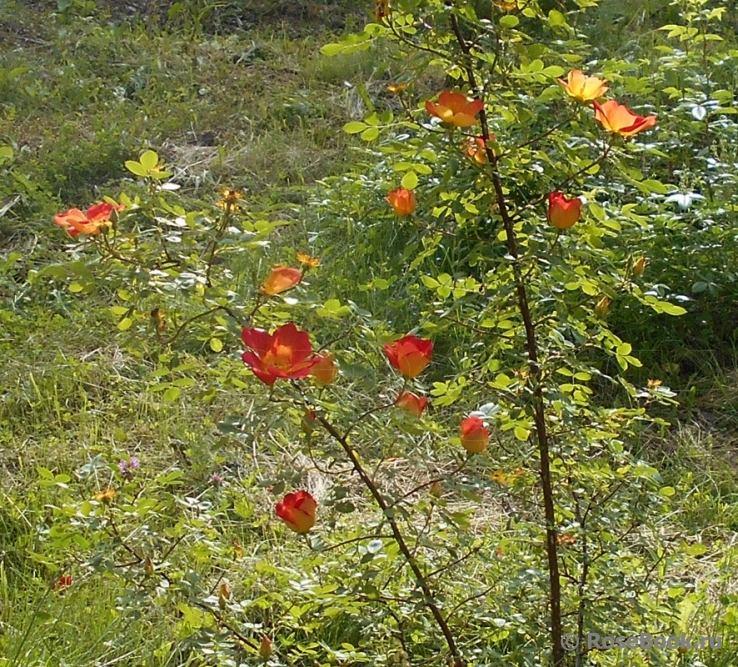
[241,322,319,385]
[383,334,433,378]
[460,416,490,454]
[395,391,428,417]
[547,192,582,230]
[275,490,317,533]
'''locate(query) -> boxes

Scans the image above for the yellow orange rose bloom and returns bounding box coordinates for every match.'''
[558,70,608,102]
[425,91,484,128]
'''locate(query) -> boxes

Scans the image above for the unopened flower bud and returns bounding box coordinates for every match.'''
[259,635,273,659]
[301,409,317,435]
[594,295,611,317]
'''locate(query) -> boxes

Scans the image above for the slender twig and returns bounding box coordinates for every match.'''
[506,116,574,155]
[572,482,588,667]
[98,234,137,265]
[444,581,499,623]
[108,516,144,563]
[391,461,468,505]
[315,412,464,665]
[164,305,223,347]
[426,543,483,580]
[388,21,451,60]
[342,399,400,440]
[190,600,259,650]
[204,210,232,287]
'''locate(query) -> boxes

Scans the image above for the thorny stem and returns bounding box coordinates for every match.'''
[204,208,232,287]
[163,303,254,347]
[315,413,464,666]
[164,305,224,347]
[449,13,564,666]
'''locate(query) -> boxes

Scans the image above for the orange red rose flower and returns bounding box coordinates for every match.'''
[275,490,317,533]
[593,100,657,137]
[460,416,490,454]
[311,352,338,385]
[54,202,124,237]
[383,335,433,378]
[386,187,417,216]
[241,322,319,385]
[548,192,582,230]
[259,266,302,296]
[464,136,496,164]
[395,391,428,417]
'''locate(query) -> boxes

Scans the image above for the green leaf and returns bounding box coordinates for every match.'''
[163,387,181,402]
[117,317,133,331]
[616,343,632,356]
[514,426,530,441]
[68,281,85,293]
[40,265,69,279]
[499,15,519,28]
[320,43,343,56]
[360,126,380,142]
[542,65,566,78]
[660,302,687,316]
[641,179,668,194]
[125,160,149,177]
[684,542,707,557]
[317,298,351,318]
[139,150,159,171]
[548,9,567,26]
[343,121,367,134]
[401,171,418,190]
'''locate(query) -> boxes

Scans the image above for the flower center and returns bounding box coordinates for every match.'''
[263,344,293,370]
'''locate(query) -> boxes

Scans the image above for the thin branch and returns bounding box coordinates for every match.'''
[315,412,464,665]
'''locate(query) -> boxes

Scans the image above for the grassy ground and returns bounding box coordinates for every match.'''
[2,1,738,666]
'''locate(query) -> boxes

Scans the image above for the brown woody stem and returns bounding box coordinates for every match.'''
[449,13,564,666]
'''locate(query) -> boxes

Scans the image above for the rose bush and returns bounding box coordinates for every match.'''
[24,1,738,666]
